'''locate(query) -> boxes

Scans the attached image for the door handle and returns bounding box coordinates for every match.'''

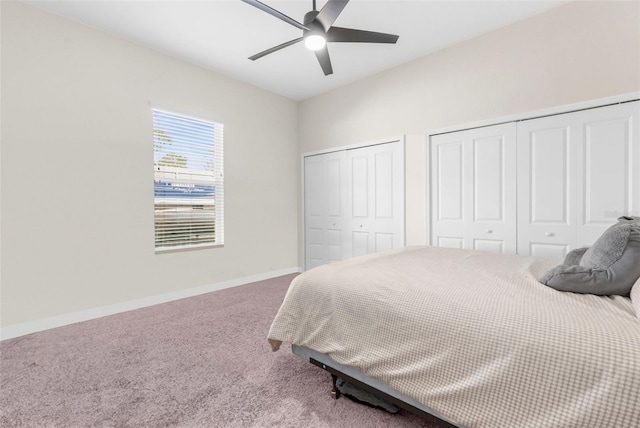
[545,232,555,237]
[485,229,493,234]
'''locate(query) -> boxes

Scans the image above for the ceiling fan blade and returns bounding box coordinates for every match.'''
[241,0,309,31]
[314,46,333,76]
[315,0,349,30]
[327,26,399,44]
[249,37,304,61]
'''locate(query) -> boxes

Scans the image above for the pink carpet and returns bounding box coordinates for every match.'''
[1,274,451,427]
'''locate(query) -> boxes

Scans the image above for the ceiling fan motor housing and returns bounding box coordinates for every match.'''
[303,10,326,37]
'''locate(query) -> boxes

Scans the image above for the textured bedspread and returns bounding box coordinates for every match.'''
[268,246,640,428]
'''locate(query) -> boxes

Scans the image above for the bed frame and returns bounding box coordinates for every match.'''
[292,345,460,428]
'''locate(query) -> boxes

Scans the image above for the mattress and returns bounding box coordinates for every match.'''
[268,246,640,428]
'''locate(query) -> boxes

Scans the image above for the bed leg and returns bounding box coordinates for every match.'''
[331,374,341,400]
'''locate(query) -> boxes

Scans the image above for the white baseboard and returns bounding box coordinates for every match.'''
[1,267,302,341]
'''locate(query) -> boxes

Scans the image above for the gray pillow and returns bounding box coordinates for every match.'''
[563,247,589,266]
[541,217,640,296]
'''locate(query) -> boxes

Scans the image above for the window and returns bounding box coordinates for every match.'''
[152,109,223,251]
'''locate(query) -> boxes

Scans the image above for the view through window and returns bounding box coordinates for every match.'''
[152,109,224,251]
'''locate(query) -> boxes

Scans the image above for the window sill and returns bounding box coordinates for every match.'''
[155,243,224,254]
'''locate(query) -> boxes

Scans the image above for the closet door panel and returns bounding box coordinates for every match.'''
[375,232,395,253]
[473,239,504,253]
[468,125,517,254]
[304,151,349,269]
[577,102,640,245]
[431,123,516,253]
[431,139,467,247]
[327,229,342,260]
[529,243,569,260]
[306,228,324,269]
[583,121,626,223]
[517,117,578,258]
[436,141,465,221]
[437,237,464,249]
[352,231,369,258]
[351,155,369,218]
[325,157,343,218]
[374,152,394,219]
[473,136,503,222]
[347,141,405,255]
[305,160,324,221]
[529,127,570,224]
[305,157,326,269]
[349,147,373,254]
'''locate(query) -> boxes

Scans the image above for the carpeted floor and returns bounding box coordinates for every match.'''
[0,274,451,427]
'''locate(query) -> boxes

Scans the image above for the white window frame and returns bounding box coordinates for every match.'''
[152,109,224,253]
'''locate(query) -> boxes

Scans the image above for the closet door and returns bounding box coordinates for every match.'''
[304,141,406,269]
[576,101,640,246]
[517,115,579,259]
[431,123,517,253]
[347,141,405,257]
[517,101,640,258]
[304,151,349,269]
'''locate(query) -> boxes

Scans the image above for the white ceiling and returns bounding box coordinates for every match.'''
[27,0,567,101]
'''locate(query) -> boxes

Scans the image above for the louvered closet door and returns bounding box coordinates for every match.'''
[431,123,517,253]
[517,101,640,258]
[347,141,405,257]
[304,151,349,269]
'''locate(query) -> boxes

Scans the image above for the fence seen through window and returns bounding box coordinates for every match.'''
[152,109,224,251]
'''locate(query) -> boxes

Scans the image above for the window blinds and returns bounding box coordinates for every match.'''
[152,109,224,251]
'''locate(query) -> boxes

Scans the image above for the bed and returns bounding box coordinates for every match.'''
[267,246,640,428]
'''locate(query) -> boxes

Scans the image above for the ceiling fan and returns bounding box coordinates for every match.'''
[241,0,399,76]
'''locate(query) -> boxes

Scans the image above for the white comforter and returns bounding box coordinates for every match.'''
[268,246,640,428]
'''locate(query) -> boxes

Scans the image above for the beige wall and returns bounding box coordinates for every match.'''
[298,0,640,250]
[0,1,299,327]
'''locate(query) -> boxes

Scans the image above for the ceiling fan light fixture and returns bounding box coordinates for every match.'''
[242,0,399,76]
[304,34,326,51]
